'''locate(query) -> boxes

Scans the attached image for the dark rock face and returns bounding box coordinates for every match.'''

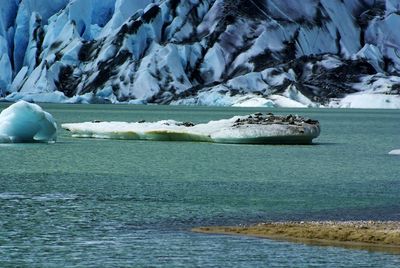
[1,0,399,106]
[232,113,319,127]
[57,65,79,98]
[285,56,377,104]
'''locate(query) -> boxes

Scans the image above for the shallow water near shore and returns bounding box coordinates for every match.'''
[1,103,400,267]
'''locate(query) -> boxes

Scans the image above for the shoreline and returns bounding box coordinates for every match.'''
[192,221,400,254]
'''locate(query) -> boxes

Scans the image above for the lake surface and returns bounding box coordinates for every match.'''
[1,103,400,267]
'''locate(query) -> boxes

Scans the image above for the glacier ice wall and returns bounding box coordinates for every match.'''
[0,0,399,108]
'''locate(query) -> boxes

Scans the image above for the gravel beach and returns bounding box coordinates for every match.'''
[193,221,400,253]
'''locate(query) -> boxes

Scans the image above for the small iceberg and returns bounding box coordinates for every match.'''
[389,149,400,155]
[0,101,57,143]
[62,113,320,144]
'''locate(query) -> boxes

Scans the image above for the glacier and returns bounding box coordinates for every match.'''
[0,100,57,143]
[62,113,320,144]
[0,0,400,108]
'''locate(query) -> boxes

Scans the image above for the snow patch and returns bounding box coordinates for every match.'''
[329,93,400,109]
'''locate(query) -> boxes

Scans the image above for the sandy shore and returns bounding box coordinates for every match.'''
[193,221,400,253]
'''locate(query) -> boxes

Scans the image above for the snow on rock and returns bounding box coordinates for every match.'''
[0,100,57,143]
[330,93,400,109]
[62,113,320,144]
[328,74,400,108]
[352,74,400,93]
[0,0,400,108]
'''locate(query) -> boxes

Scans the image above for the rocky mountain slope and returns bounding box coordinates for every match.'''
[0,0,400,108]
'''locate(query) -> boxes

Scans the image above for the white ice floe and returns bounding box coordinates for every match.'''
[62,113,320,144]
[0,101,57,143]
[389,149,400,155]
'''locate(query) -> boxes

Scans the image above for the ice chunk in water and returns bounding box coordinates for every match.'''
[62,113,320,145]
[0,101,57,143]
[389,149,400,155]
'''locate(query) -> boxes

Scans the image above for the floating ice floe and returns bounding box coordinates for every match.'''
[389,149,400,155]
[62,113,320,144]
[0,101,57,143]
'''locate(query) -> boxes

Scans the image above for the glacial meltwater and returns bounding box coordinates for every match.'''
[1,104,400,267]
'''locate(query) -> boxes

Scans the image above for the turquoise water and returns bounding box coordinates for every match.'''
[1,104,400,267]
